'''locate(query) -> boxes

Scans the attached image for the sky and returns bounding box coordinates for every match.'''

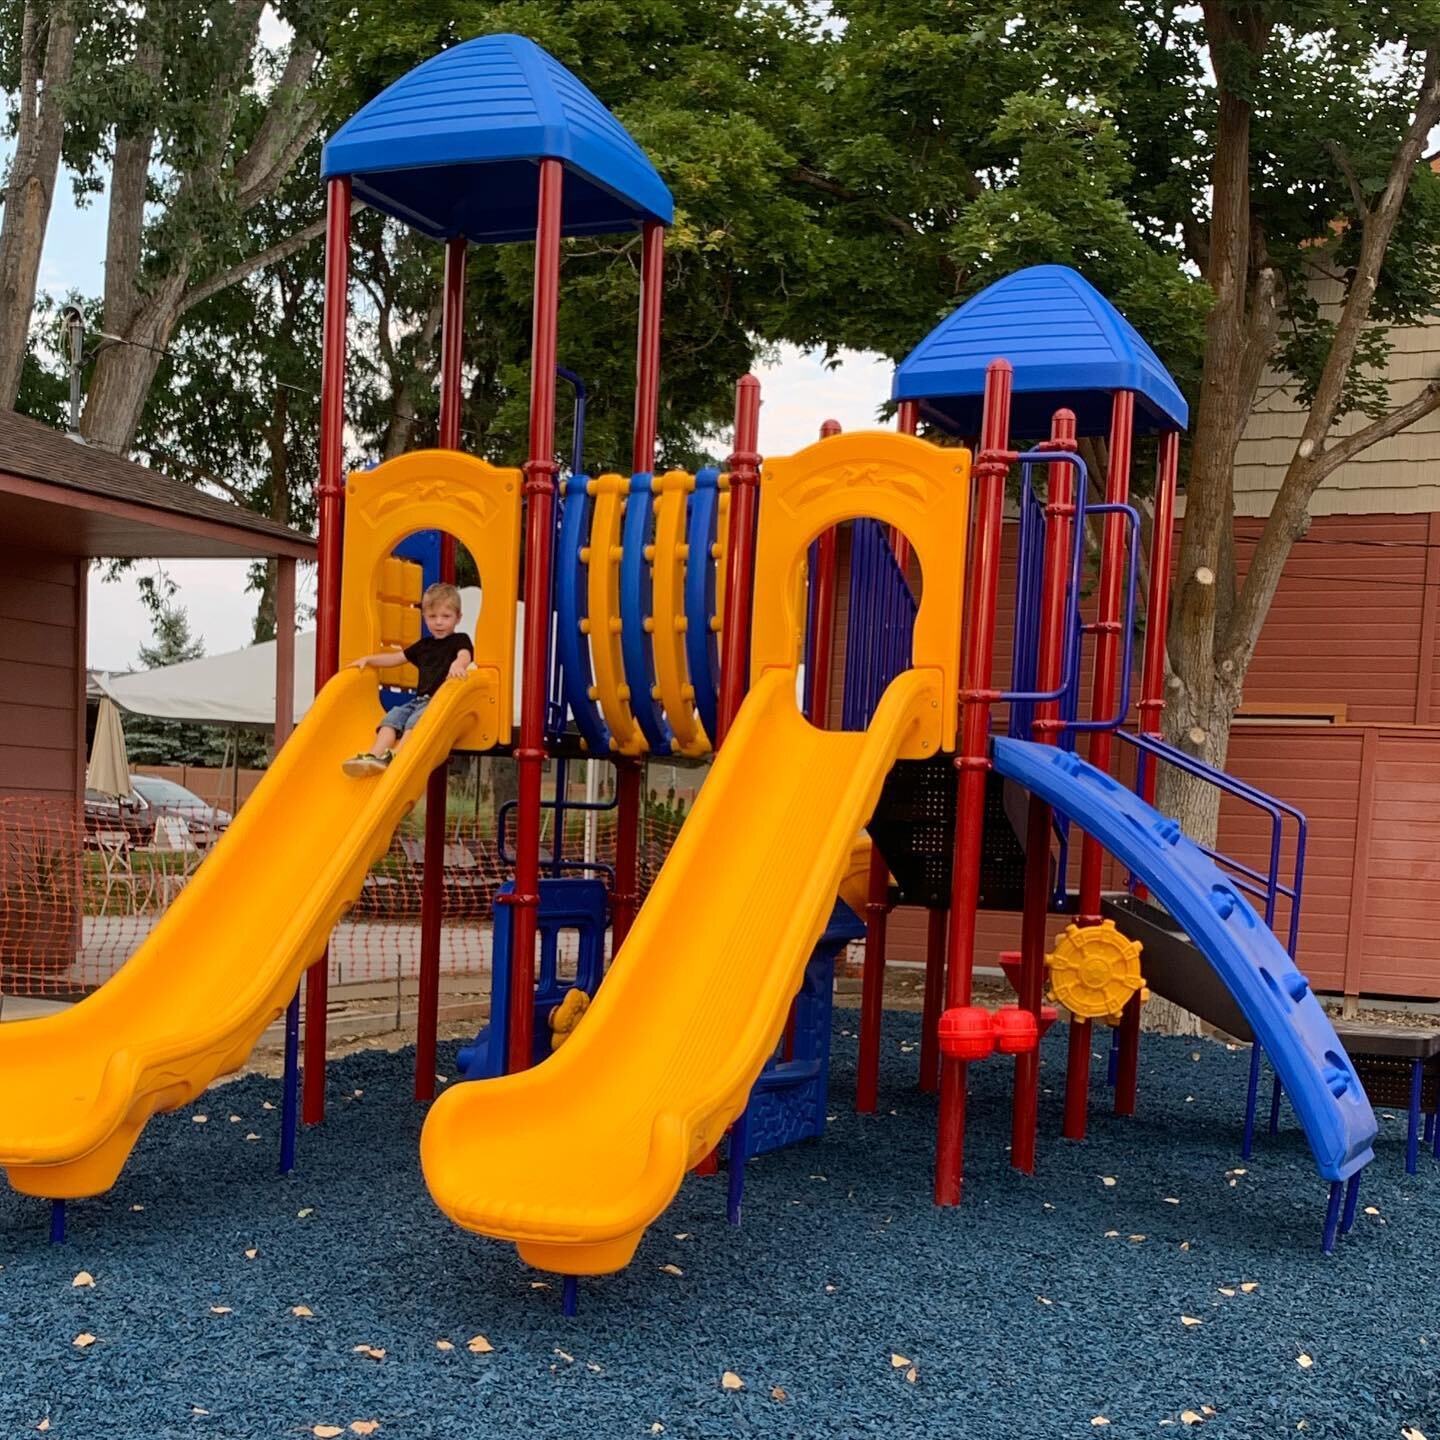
[18,134,894,673]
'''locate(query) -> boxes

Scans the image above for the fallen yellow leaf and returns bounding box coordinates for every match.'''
[313,1428,343,1439]
[1129,1234,1146,1243]
[1102,1176,1117,1187]
[291,1305,313,1318]
[1297,1353,1314,1369]
[297,1208,314,1218]
[467,1335,494,1354]
[905,1366,918,1384]
[554,1348,573,1363]
[72,1333,96,1349]
[352,1344,385,1361]
[210,1306,232,1315]
[72,1271,94,1288]
[1218,1287,1236,1297]
[1180,1316,1203,1328]
[229,1114,242,1123]
[350,1423,380,1436]
[674,1232,691,1240]
[192,1115,207,1124]
[771,1386,787,1402]
[890,1353,912,1369]
[435,1340,454,1352]
[262,1100,275,1110]
[1037,1296,1053,1306]
[1105,1230,1119,1238]
[721,1371,744,1391]
[1091,1419,1110,1427]
[1240,1282,1259,1293]
[660,1263,683,1277]
[1164,1196,1181,1205]
[36,1420,50,1432]
[1364,1206,1380,1217]
[130,1204,143,1212]
[1181,1411,1204,1426]
[649,1426,664,1436]
[1401,1427,1428,1440]
[245,1133,260,1142]
[244,1248,258,1260]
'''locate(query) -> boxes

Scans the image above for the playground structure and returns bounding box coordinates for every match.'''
[0,34,1380,1283]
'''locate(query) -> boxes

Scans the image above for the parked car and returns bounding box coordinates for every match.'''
[130,776,232,846]
[83,787,154,844]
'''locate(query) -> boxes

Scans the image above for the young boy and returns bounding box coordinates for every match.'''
[341,581,474,777]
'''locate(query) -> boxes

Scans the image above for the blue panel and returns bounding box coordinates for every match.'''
[322,34,673,242]
[893,265,1187,438]
[683,468,723,742]
[554,475,610,754]
[619,474,671,754]
[990,736,1375,1182]
[457,878,609,1079]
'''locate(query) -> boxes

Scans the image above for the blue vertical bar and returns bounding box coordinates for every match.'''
[1268,1074,1283,1136]
[49,1199,65,1245]
[1321,1181,1342,1254]
[1241,1044,1261,1160]
[727,1110,749,1225]
[280,989,300,1173]
[1407,1058,1422,1175]
[1339,1172,1360,1236]
[562,1276,578,1316]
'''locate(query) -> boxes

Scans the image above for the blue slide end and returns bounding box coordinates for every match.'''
[990,736,1376,1183]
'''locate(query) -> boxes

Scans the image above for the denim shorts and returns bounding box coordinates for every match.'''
[379,694,431,736]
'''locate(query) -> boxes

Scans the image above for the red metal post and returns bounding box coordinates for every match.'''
[506,160,564,1074]
[715,376,762,746]
[918,905,948,1093]
[1062,389,1136,1141]
[935,360,1013,1206]
[610,222,667,954]
[415,236,468,1103]
[1113,426,1180,1115]
[855,843,890,1112]
[1010,409,1077,1171]
[302,176,352,1127]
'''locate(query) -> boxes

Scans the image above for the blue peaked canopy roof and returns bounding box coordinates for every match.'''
[320,34,674,243]
[892,266,1188,437]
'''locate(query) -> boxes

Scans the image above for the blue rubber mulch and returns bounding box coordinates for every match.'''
[2,1013,1438,1440]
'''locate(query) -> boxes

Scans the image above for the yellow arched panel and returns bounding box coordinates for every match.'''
[751,431,972,755]
[586,473,646,756]
[339,449,522,752]
[651,469,711,757]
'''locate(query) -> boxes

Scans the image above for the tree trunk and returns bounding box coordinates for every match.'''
[0,0,78,409]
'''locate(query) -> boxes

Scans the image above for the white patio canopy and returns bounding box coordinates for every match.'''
[99,589,524,727]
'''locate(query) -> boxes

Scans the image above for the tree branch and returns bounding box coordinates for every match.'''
[1324,138,1369,219]
[1310,375,1440,484]
[177,215,326,315]
[15,1,39,163]
[233,41,322,211]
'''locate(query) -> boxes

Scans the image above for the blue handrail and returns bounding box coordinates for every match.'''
[1119,730,1308,958]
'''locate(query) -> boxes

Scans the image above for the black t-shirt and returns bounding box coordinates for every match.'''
[404,632,474,696]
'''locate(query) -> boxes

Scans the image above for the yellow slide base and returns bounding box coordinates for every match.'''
[420,666,939,1273]
[0,667,498,1200]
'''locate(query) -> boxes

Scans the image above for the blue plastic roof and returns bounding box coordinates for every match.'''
[893,266,1187,437]
[321,34,674,243]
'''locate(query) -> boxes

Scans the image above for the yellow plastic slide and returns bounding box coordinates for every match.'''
[421,667,939,1273]
[0,668,496,1200]
[0,448,522,1203]
[420,429,972,1276]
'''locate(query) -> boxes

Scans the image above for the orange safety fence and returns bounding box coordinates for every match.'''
[0,759,693,999]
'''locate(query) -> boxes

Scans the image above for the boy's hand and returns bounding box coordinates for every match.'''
[350,657,368,672]
[447,659,471,681]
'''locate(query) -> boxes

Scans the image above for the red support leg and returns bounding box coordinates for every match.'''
[1011,410,1077,1172]
[855,846,889,1113]
[715,377,762,746]
[1114,427,1181,1116]
[919,906,948,1094]
[507,160,564,1074]
[302,175,351,1127]
[935,361,1014,1206]
[1063,390,1135,1142]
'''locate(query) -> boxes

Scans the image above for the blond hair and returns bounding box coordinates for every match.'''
[421,581,462,613]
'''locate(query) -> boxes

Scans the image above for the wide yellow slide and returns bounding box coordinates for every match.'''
[0,667,495,1200]
[420,666,939,1273]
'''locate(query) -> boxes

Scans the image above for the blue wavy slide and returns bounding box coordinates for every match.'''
[991,736,1376,1183]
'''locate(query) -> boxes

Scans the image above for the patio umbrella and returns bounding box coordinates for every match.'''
[86,696,131,797]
